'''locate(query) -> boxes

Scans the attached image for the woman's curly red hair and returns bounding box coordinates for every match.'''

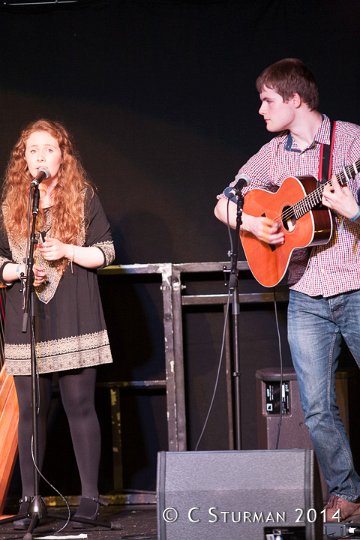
[2,118,91,243]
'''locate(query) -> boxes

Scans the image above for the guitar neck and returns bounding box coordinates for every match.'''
[293,158,360,219]
[336,158,360,187]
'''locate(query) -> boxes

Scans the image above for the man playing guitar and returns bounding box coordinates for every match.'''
[215,58,360,523]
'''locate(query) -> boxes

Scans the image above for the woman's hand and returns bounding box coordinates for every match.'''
[38,236,67,261]
[38,237,106,269]
[33,263,47,287]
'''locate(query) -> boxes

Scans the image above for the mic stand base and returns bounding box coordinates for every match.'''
[0,500,114,535]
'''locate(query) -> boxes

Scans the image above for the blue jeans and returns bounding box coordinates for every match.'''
[288,289,360,501]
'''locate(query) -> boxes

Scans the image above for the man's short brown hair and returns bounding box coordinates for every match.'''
[256,58,319,110]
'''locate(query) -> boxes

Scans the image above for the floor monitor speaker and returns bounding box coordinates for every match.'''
[157,449,322,540]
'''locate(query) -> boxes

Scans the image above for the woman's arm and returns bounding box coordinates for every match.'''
[39,238,105,269]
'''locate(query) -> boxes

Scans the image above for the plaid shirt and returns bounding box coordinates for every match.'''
[234,115,360,297]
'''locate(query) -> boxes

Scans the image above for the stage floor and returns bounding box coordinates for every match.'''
[1,504,359,540]
[0,505,157,540]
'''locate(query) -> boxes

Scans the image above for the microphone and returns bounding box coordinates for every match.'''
[30,167,50,187]
[223,174,250,201]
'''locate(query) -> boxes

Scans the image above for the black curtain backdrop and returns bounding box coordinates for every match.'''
[2,0,360,495]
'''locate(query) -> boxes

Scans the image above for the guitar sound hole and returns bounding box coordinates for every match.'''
[282,205,296,232]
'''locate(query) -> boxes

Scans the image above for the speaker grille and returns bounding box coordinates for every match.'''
[157,449,322,540]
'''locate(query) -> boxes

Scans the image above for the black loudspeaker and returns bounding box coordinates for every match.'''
[157,449,322,540]
[255,368,349,451]
[256,368,350,501]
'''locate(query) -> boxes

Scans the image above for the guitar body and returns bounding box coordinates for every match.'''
[240,176,333,287]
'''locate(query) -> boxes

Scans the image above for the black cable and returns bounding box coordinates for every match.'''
[194,295,230,451]
[194,199,234,451]
[273,288,285,449]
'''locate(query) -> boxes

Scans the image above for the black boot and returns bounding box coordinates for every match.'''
[71,496,101,529]
[13,496,32,530]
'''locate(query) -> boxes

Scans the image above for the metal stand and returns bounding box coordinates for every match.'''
[227,193,245,450]
[22,181,47,537]
[95,261,288,484]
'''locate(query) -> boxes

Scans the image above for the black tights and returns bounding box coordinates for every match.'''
[14,368,100,499]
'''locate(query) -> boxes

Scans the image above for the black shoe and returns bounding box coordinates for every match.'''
[71,496,101,529]
[13,496,32,530]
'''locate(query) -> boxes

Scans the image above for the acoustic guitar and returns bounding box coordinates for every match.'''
[240,159,360,287]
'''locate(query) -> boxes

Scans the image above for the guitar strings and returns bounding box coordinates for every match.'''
[269,160,360,225]
[270,180,327,225]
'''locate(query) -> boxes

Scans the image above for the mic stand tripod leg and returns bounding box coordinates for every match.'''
[22,495,47,540]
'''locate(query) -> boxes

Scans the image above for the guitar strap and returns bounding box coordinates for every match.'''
[301,120,336,267]
[318,120,336,182]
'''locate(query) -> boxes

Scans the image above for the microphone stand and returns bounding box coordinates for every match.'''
[228,190,245,450]
[21,183,47,538]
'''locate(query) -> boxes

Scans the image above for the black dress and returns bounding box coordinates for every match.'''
[0,188,115,375]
